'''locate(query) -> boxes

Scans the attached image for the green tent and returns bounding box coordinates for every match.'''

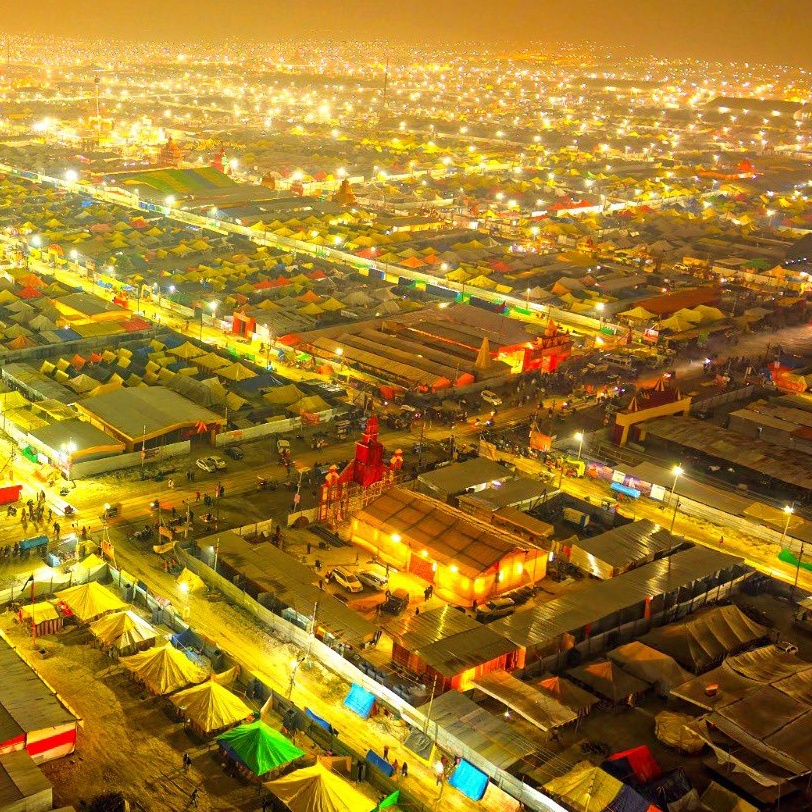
[217,720,304,776]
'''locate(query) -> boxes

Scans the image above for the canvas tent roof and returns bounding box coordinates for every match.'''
[700,781,758,812]
[653,710,707,754]
[217,720,304,777]
[536,676,599,715]
[263,762,375,812]
[169,680,251,733]
[89,610,156,650]
[544,761,633,812]
[54,581,127,622]
[608,642,690,696]
[640,605,769,673]
[120,643,207,695]
[471,670,577,731]
[19,602,60,624]
[567,660,651,704]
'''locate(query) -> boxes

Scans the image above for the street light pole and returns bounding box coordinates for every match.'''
[574,431,584,461]
[780,505,794,549]
[669,465,683,534]
[792,541,806,601]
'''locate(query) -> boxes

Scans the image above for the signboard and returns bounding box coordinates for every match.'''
[650,484,666,502]
[101,538,115,563]
[611,469,626,484]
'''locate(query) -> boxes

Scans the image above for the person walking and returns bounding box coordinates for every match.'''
[391,759,399,776]
[190,788,199,807]
[183,752,191,771]
[401,761,408,779]
[383,744,389,761]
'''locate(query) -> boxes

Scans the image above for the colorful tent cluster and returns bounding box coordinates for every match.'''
[121,643,208,695]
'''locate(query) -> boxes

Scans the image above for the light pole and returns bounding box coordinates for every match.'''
[793,540,806,601]
[669,465,683,533]
[780,504,794,549]
[288,657,302,698]
[200,300,218,340]
[574,431,584,461]
[178,581,190,619]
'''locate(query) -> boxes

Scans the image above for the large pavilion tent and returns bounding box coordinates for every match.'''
[120,643,208,695]
[608,642,690,698]
[640,605,769,674]
[264,761,377,812]
[89,609,156,654]
[217,720,304,778]
[54,581,127,623]
[566,660,651,705]
[169,679,252,734]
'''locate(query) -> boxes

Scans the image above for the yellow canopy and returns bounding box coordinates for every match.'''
[544,761,622,812]
[176,568,207,594]
[121,643,208,695]
[89,609,156,650]
[20,602,60,624]
[55,581,127,622]
[263,762,374,812]
[169,680,251,733]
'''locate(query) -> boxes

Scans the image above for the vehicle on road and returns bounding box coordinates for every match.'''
[196,457,218,473]
[277,439,291,455]
[775,639,799,655]
[475,596,515,622]
[329,566,363,593]
[381,588,410,614]
[225,446,244,460]
[481,390,502,407]
[210,456,227,470]
[357,569,389,591]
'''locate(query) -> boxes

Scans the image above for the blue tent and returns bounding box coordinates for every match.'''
[449,759,489,801]
[344,683,376,719]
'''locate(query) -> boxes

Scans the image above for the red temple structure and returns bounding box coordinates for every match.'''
[157,137,182,167]
[318,416,400,524]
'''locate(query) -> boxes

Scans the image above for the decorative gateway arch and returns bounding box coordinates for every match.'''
[318,415,403,526]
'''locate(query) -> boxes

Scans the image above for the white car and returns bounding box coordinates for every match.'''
[357,570,389,591]
[196,457,217,473]
[210,456,227,471]
[481,390,502,407]
[330,567,364,593]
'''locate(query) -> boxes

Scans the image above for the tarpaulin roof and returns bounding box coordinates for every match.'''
[54,581,127,623]
[603,745,661,784]
[700,781,758,812]
[566,660,651,704]
[356,486,528,580]
[448,759,489,802]
[343,684,376,720]
[19,602,60,624]
[120,643,207,695]
[89,610,156,650]
[608,642,690,696]
[543,761,626,812]
[536,676,599,714]
[653,711,707,754]
[640,605,769,673]
[263,762,375,812]
[471,669,577,731]
[169,680,252,733]
[217,720,304,776]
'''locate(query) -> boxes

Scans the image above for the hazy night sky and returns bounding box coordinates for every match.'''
[3,0,811,67]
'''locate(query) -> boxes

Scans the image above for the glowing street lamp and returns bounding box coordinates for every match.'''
[669,465,683,533]
[780,504,794,548]
[574,432,584,460]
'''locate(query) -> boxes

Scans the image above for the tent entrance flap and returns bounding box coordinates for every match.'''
[449,759,489,801]
[344,683,376,719]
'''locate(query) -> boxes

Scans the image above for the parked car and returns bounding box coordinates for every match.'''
[196,457,217,473]
[481,390,502,407]
[277,439,291,455]
[210,456,227,470]
[225,446,244,460]
[329,567,363,593]
[774,640,799,655]
[381,588,410,615]
[476,597,515,623]
[357,569,389,591]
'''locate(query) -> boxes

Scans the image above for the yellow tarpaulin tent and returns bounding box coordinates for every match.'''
[55,581,127,623]
[263,762,375,812]
[121,643,208,695]
[169,680,251,734]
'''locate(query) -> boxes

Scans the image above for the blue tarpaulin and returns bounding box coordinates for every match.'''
[305,707,335,734]
[610,482,641,499]
[449,759,489,801]
[366,750,394,777]
[19,535,48,552]
[344,683,376,719]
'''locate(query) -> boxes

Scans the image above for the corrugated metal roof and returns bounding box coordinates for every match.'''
[644,416,812,488]
[421,689,540,769]
[0,639,77,733]
[417,458,513,496]
[205,531,375,644]
[490,546,744,651]
[0,750,51,804]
